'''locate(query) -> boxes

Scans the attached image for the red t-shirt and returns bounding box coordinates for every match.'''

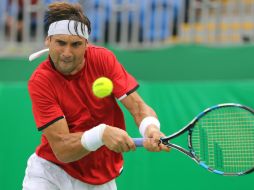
[28,45,139,185]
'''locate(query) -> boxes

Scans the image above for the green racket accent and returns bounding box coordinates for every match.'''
[214,142,223,170]
[199,128,208,165]
[191,106,254,174]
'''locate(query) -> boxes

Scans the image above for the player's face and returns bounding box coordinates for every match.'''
[47,35,87,75]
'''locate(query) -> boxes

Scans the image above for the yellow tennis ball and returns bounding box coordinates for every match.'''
[92,77,113,98]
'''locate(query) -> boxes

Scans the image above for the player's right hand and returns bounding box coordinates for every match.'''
[102,125,136,153]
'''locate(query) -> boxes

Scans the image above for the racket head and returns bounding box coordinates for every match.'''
[189,103,254,176]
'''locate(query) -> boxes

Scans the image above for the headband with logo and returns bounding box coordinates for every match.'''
[29,20,89,61]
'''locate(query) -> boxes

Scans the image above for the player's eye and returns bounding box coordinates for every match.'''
[56,40,66,46]
[72,42,82,48]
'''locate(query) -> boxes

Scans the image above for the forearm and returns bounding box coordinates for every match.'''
[134,104,157,125]
[49,132,90,163]
[121,92,161,137]
[121,92,158,126]
[44,119,107,163]
[121,92,169,152]
[54,125,135,158]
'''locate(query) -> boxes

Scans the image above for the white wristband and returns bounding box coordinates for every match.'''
[139,116,160,137]
[81,124,106,151]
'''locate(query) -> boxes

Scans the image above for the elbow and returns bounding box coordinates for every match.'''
[54,152,72,163]
[54,150,90,163]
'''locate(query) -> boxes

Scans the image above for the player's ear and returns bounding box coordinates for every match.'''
[45,37,50,47]
[85,39,89,49]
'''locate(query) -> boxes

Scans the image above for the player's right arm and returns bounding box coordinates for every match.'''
[43,119,135,163]
[43,119,135,164]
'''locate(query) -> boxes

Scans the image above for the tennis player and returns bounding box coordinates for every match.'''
[22,2,169,190]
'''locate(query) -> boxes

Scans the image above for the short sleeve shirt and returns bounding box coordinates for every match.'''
[28,45,139,185]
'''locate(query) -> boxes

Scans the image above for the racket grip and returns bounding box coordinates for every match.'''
[132,138,144,147]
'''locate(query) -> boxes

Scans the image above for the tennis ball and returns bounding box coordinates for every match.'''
[92,77,113,98]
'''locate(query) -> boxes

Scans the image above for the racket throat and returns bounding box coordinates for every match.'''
[167,143,195,158]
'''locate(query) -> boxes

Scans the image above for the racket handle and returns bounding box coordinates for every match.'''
[132,138,144,147]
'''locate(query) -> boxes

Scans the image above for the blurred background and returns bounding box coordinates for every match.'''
[0,0,254,189]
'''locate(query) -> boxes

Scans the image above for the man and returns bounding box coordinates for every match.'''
[22,2,169,190]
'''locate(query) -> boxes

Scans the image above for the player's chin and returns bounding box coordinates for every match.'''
[58,64,75,74]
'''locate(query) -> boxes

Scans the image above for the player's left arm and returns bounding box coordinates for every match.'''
[121,91,169,152]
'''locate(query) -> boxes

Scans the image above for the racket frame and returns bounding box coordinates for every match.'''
[159,103,254,176]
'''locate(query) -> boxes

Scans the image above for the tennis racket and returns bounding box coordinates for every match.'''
[133,103,254,176]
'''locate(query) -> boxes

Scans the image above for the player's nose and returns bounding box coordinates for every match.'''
[62,46,73,58]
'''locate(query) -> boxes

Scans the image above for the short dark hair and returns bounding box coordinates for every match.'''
[45,2,91,36]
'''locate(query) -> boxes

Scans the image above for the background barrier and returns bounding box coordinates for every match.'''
[1,0,254,56]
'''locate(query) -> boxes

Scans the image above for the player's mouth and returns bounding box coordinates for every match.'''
[61,59,73,64]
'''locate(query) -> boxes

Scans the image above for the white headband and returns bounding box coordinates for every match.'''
[48,20,89,39]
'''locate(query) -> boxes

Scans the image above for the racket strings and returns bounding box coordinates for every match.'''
[191,106,254,174]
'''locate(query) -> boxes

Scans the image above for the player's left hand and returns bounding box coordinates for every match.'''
[143,125,170,152]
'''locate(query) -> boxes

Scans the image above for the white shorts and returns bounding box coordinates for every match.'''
[22,153,117,190]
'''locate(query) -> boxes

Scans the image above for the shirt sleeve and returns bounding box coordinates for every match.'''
[104,50,139,100]
[28,73,64,131]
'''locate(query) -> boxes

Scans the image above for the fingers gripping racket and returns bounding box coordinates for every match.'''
[133,103,254,176]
